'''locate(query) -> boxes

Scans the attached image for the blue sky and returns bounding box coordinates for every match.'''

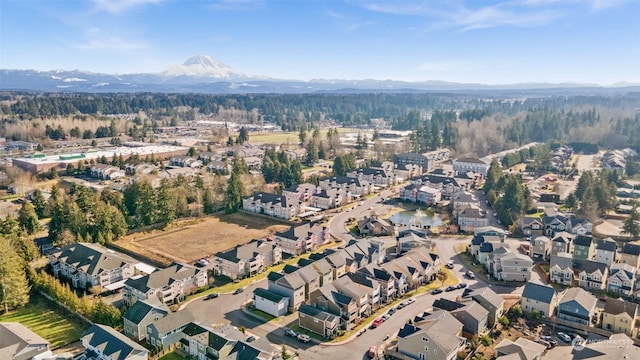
[1,0,639,84]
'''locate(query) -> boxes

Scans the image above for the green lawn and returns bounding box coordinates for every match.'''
[159,351,186,360]
[0,293,88,349]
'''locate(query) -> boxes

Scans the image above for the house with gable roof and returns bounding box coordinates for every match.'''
[318,176,373,196]
[607,263,637,296]
[557,287,598,326]
[620,242,640,269]
[602,298,639,336]
[569,218,593,236]
[577,260,609,291]
[49,242,137,290]
[242,192,301,220]
[468,287,505,327]
[273,222,327,256]
[357,265,397,303]
[550,252,574,286]
[212,239,282,280]
[595,238,618,267]
[494,337,546,360]
[298,304,340,339]
[145,310,195,350]
[81,324,148,360]
[521,281,558,317]
[267,271,306,312]
[544,212,570,236]
[551,231,574,256]
[573,235,596,265]
[253,287,289,317]
[396,310,466,360]
[530,235,551,261]
[123,297,170,341]
[571,333,640,360]
[520,217,544,237]
[0,322,52,360]
[123,263,207,305]
[309,283,359,330]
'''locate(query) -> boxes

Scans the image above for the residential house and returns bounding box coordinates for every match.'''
[550,253,574,286]
[123,263,207,305]
[205,160,229,174]
[521,281,558,317]
[253,288,289,317]
[468,287,505,327]
[123,298,170,341]
[344,272,382,311]
[242,192,301,220]
[212,239,282,280]
[400,184,442,205]
[273,223,328,256]
[544,213,570,236]
[414,174,461,199]
[346,167,396,187]
[49,242,137,290]
[569,218,593,236]
[551,232,574,257]
[474,226,506,241]
[311,188,350,210]
[457,206,489,233]
[602,298,639,336]
[396,228,433,253]
[520,217,545,237]
[453,157,489,176]
[125,162,156,176]
[620,242,640,268]
[433,299,489,337]
[571,333,640,360]
[451,191,480,215]
[357,265,397,303]
[573,235,596,265]
[267,271,306,312]
[595,238,618,267]
[318,176,373,197]
[333,275,373,318]
[494,338,546,360]
[577,260,609,291]
[298,304,340,339]
[492,252,533,282]
[159,167,197,180]
[306,258,334,287]
[145,310,195,350]
[309,284,359,330]
[607,263,637,296]
[557,287,598,326]
[0,322,52,360]
[89,164,125,180]
[295,265,322,302]
[322,250,348,279]
[357,216,395,236]
[396,310,466,360]
[393,153,429,174]
[81,324,148,360]
[179,323,244,360]
[530,236,551,261]
[169,156,202,168]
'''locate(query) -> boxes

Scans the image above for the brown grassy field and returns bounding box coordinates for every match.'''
[116,213,289,265]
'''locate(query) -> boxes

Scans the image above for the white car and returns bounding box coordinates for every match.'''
[446,261,454,269]
[297,334,310,343]
[557,332,571,343]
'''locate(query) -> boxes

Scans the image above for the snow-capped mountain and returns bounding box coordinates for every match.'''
[162,55,246,79]
[1,55,639,94]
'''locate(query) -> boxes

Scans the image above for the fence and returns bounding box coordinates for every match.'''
[542,317,640,346]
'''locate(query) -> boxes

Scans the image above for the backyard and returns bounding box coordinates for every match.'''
[115,213,290,265]
[0,293,88,349]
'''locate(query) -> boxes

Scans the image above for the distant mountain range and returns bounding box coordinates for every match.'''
[1,55,639,94]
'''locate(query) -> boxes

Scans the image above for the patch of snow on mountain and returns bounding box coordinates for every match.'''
[163,54,245,79]
[63,77,87,82]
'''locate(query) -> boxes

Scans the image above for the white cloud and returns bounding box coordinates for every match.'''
[92,0,164,14]
[67,28,147,51]
[206,0,264,11]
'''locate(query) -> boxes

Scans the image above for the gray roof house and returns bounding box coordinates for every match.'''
[577,260,609,291]
[557,287,598,326]
[298,304,340,339]
[550,252,574,286]
[594,238,618,267]
[123,297,170,341]
[146,310,195,350]
[495,337,546,360]
[396,310,466,360]
[521,281,558,317]
[468,287,505,327]
[82,324,149,360]
[123,263,207,305]
[0,322,52,360]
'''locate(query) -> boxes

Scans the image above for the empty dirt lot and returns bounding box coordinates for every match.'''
[115,213,290,266]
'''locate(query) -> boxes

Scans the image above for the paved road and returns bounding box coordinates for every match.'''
[328,188,396,243]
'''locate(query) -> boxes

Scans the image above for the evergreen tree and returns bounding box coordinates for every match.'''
[136,182,157,227]
[225,172,243,214]
[156,179,175,226]
[483,159,504,195]
[0,236,30,313]
[238,127,249,144]
[203,188,215,214]
[31,189,47,219]
[18,202,40,235]
[306,140,319,165]
[622,202,640,239]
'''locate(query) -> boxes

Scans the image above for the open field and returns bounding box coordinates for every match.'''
[0,293,88,349]
[249,127,362,145]
[116,213,290,265]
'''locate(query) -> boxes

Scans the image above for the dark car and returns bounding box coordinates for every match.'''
[431,288,443,295]
[457,283,467,289]
[233,288,244,295]
[284,329,297,338]
[205,293,219,300]
[246,336,256,343]
[445,285,457,292]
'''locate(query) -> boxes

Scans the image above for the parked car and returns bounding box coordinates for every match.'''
[297,334,310,343]
[446,261,454,269]
[406,298,416,304]
[431,288,443,295]
[205,293,219,300]
[233,288,244,295]
[357,328,367,337]
[246,336,256,343]
[388,307,396,315]
[465,270,475,279]
[368,345,377,358]
[445,285,457,292]
[457,282,468,289]
[371,318,383,328]
[284,329,297,338]
[381,314,390,322]
[557,332,571,343]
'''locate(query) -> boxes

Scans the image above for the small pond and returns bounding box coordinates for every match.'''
[388,209,443,228]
